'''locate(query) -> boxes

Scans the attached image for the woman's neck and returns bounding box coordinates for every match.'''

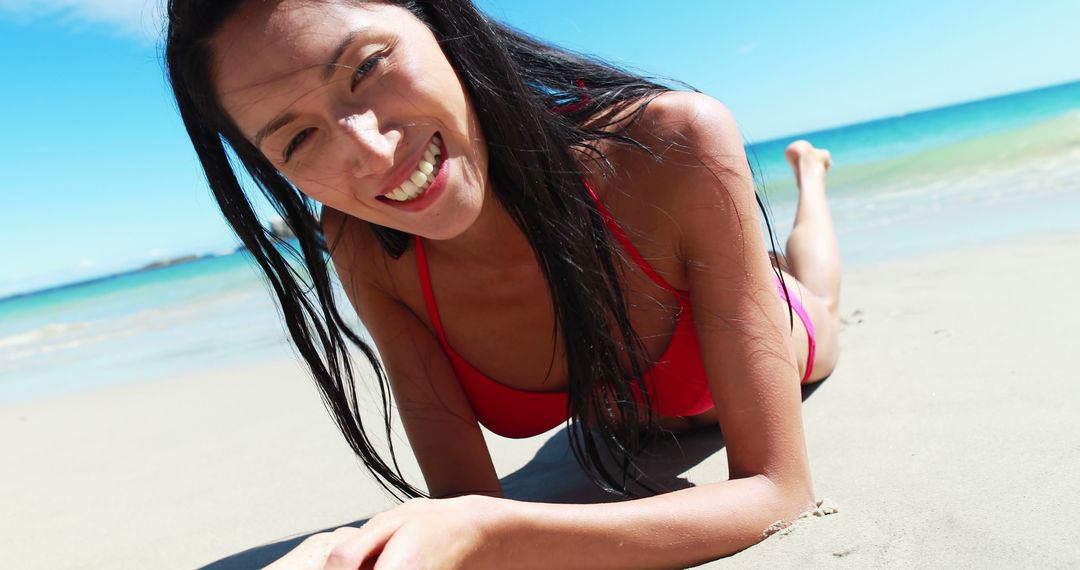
[422,185,536,269]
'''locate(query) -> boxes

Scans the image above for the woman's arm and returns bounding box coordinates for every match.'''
[318,94,817,569]
[464,92,817,567]
[322,210,503,499]
[319,475,802,570]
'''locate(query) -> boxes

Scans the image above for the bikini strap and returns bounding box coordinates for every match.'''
[414,236,449,340]
[582,180,681,294]
[417,179,680,336]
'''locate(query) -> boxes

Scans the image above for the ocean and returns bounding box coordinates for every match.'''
[2,80,1079,404]
[749,80,1080,262]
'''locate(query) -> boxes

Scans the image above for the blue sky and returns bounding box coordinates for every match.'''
[2,0,1079,298]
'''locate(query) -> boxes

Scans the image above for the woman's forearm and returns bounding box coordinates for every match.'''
[480,475,815,569]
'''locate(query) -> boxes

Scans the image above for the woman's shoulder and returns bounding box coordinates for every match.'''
[321,205,372,257]
[632,90,741,142]
[578,92,754,290]
[320,207,400,296]
[595,91,752,212]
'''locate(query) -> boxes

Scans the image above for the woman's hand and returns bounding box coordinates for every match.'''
[265,495,504,570]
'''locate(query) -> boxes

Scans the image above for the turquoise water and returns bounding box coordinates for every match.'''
[2,80,1079,404]
[749,80,1080,263]
[748,80,1080,190]
[0,253,294,402]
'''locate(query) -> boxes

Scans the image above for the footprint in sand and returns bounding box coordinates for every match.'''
[841,309,864,328]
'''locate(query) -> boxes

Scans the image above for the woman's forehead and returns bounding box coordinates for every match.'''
[213,1,381,86]
[211,1,392,135]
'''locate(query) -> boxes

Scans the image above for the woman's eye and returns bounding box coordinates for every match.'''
[283,128,313,163]
[350,55,385,91]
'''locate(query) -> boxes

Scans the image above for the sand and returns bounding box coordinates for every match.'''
[3,229,1078,569]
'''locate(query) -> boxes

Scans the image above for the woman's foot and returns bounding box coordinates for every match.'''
[784,140,832,192]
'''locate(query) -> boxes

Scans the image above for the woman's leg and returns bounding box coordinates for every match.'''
[782,140,841,382]
[784,141,840,311]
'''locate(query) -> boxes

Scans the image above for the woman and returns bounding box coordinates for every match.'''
[166,0,841,567]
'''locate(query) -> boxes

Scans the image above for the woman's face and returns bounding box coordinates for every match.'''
[212,0,488,239]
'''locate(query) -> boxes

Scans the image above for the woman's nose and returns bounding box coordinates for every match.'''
[335,111,398,177]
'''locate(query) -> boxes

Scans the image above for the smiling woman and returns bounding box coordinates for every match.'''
[165,0,842,567]
[212,2,487,239]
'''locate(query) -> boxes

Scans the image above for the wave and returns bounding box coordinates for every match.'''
[825,110,1080,195]
[754,109,1080,203]
[0,327,141,363]
[0,321,93,350]
[0,283,284,367]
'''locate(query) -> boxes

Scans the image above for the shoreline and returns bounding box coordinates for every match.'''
[3,228,1080,568]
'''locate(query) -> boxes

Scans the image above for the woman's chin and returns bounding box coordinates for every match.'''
[417,209,483,242]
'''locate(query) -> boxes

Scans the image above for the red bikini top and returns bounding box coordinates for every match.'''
[414,182,714,438]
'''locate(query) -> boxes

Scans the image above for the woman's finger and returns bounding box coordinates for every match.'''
[263,529,360,570]
[323,519,402,570]
[371,530,426,570]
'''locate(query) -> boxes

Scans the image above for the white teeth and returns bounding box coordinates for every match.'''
[383,134,443,202]
[401,180,420,197]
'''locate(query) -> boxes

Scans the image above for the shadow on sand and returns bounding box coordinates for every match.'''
[200,383,824,568]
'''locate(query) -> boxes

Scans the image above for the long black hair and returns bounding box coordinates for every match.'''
[165,0,781,499]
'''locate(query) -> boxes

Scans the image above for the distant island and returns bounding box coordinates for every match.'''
[0,218,296,303]
[138,254,205,271]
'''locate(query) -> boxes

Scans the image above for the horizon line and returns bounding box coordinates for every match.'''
[747,76,1080,145]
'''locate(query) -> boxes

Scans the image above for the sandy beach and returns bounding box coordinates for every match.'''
[3,228,1078,569]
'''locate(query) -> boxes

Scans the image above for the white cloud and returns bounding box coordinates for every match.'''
[0,0,165,40]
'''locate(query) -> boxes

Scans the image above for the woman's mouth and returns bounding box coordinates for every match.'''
[378,133,445,204]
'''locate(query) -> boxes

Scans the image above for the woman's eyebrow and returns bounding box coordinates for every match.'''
[253,28,370,148]
[321,29,366,82]
[254,112,297,149]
